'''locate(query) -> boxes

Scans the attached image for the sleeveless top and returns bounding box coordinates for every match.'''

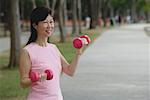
[24,43,63,100]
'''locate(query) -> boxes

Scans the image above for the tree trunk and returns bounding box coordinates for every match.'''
[58,0,66,42]
[145,0,150,23]
[52,0,57,16]
[109,4,114,18]
[8,0,21,68]
[45,0,50,8]
[20,0,24,20]
[131,0,138,23]
[98,0,102,17]
[145,11,150,23]
[77,0,82,34]
[90,0,99,29]
[31,0,36,9]
[3,0,10,37]
[62,0,67,32]
[72,0,79,36]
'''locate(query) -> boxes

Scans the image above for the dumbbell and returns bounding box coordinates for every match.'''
[29,69,53,82]
[73,35,91,49]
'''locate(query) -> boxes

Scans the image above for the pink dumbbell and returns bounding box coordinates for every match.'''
[73,35,91,49]
[29,69,53,82]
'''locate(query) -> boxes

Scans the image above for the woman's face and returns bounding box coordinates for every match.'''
[35,14,54,37]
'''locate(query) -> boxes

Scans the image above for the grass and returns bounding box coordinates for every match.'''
[0,28,103,100]
[0,51,9,67]
[56,41,76,63]
[0,68,28,100]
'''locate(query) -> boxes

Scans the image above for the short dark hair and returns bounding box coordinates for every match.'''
[26,7,53,45]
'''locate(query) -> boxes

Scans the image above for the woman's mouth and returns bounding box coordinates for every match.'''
[46,30,52,35]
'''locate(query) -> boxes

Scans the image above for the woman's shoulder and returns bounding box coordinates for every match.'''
[23,42,36,51]
[20,48,29,57]
[47,43,60,52]
[47,43,57,48]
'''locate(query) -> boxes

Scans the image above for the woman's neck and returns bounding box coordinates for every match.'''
[36,37,48,47]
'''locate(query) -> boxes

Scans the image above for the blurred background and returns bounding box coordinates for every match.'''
[0,0,149,100]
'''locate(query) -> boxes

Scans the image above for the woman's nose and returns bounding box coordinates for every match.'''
[47,22,54,28]
[47,22,51,27]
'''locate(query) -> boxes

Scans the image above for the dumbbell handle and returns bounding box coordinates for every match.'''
[80,38,88,44]
[80,35,91,44]
[39,73,47,81]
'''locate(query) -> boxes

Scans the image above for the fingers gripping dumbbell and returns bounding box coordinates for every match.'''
[29,69,53,82]
[73,35,91,49]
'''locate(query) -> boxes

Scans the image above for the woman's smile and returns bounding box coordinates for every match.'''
[45,28,53,35]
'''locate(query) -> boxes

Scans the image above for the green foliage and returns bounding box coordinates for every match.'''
[144,3,150,12]
[141,0,150,11]
[110,0,132,12]
[136,0,150,12]
[36,0,46,7]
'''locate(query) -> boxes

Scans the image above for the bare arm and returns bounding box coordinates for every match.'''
[60,49,82,77]
[19,49,32,88]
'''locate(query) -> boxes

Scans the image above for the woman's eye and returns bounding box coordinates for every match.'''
[43,20,54,24]
[43,21,48,23]
[50,21,54,23]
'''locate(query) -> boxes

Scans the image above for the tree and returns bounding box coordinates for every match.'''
[144,0,150,22]
[77,0,82,34]
[8,0,21,68]
[45,0,50,8]
[52,0,57,16]
[90,0,100,28]
[137,0,150,23]
[72,0,79,35]
[3,0,10,37]
[57,0,66,42]
[71,0,82,35]
[20,0,25,20]
[131,0,138,22]
[31,0,36,8]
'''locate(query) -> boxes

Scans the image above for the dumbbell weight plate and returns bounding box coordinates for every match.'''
[45,69,53,80]
[73,38,83,49]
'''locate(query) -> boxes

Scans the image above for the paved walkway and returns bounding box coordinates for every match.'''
[0,32,29,53]
[61,23,150,100]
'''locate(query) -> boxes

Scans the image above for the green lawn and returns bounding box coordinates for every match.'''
[0,28,103,100]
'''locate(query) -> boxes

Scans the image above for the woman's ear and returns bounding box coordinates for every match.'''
[32,23,37,30]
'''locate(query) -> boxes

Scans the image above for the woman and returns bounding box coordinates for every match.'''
[19,7,82,100]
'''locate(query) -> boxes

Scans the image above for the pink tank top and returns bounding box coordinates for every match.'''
[24,43,63,100]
